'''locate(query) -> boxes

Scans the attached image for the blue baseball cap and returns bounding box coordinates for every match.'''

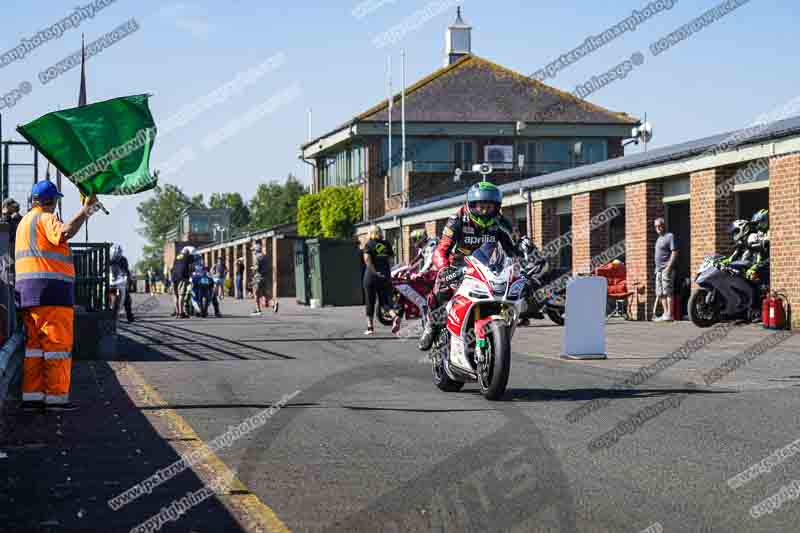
[31,180,64,201]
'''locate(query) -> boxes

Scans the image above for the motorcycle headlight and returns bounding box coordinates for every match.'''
[508,280,525,300]
[491,282,508,295]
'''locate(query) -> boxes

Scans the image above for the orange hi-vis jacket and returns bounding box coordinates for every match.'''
[15,207,75,308]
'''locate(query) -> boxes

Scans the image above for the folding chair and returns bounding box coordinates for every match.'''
[594,261,636,321]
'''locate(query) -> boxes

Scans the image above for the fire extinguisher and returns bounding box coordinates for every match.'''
[763,291,790,330]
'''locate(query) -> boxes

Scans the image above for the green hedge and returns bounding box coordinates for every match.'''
[297,194,321,237]
[297,186,362,240]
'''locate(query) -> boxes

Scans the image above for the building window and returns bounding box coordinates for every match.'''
[505,205,527,238]
[517,141,537,173]
[453,140,476,171]
[390,166,402,196]
[575,139,607,165]
[538,140,571,173]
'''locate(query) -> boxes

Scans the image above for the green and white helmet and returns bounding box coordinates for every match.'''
[410,229,428,245]
[466,181,502,227]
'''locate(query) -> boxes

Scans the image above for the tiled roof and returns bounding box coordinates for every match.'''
[301,55,638,150]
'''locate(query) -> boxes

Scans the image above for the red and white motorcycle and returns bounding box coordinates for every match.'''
[429,241,526,400]
[377,239,439,326]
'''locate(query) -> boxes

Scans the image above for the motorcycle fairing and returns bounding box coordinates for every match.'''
[447,294,474,337]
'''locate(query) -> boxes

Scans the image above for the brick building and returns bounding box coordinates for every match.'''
[194,223,299,299]
[359,116,796,326]
[163,207,231,277]
[299,8,638,233]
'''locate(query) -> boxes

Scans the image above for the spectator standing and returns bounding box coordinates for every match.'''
[16,181,96,411]
[211,255,227,301]
[362,225,400,335]
[250,243,276,316]
[235,258,245,299]
[1,198,22,280]
[171,246,193,318]
[653,217,678,321]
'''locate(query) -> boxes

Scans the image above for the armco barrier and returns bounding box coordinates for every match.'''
[0,329,25,414]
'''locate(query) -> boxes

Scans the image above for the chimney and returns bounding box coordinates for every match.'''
[445,6,471,66]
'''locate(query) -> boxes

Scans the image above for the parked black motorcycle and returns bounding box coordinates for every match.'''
[688,255,768,327]
[517,236,567,326]
[689,210,769,327]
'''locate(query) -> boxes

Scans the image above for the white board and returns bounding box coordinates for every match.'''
[561,276,607,359]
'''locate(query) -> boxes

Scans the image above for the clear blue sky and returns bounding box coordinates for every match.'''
[0,1,795,266]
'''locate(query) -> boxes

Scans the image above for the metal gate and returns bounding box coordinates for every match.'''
[1,140,40,210]
[70,243,111,312]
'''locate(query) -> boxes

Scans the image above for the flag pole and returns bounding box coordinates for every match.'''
[387,56,392,184]
[401,49,406,208]
[78,33,88,241]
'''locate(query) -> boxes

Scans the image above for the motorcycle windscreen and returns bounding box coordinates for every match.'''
[470,241,508,274]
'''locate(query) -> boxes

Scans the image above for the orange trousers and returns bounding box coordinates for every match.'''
[22,306,74,404]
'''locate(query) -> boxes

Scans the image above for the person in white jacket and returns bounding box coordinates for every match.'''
[110,243,134,322]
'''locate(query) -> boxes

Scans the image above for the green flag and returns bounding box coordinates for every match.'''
[16,94,159,197]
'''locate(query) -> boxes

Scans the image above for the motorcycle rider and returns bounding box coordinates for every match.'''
[171,246,195,318]
[408,230,429,272]
[516,235,548,324]
[418,181,520,351]
[189,253,221,317]
[721,209,769,317]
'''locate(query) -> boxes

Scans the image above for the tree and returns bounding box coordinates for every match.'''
[135,246,164,276]
[209,192,251,232]
[248,173,307,230]
[136,184,204,273]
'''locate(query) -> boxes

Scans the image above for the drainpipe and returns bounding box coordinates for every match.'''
[300,156,317,194]
[520,186,532,239]
[526,188,532,238]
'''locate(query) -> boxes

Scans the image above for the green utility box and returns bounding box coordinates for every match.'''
[306,238,364,307]
[294,239,311,305]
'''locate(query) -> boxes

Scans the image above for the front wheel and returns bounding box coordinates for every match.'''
[479,320,512,401]
[688,288,720,327]
[432,330,464,393]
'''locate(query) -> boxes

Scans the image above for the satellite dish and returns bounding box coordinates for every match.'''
[473,163,493,176]
[639,121,653,143]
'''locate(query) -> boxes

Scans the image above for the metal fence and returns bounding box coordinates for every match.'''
[70,243,111,312]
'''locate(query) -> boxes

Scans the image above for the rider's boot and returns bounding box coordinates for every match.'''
[418,319,438,351]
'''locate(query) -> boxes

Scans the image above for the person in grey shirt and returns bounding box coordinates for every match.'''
[653,217,678,321]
